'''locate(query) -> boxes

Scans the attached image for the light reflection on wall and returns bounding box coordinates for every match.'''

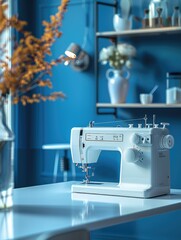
[0,211,14,239]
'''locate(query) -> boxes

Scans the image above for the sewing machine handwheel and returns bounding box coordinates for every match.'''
[124,148,141,163]
[161,135,174,149]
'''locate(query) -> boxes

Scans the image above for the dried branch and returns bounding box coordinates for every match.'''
[0,0,71,105]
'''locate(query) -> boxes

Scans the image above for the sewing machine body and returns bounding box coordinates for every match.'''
[71,122,174,198]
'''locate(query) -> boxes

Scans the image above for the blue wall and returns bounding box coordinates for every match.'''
[15,0,181,239]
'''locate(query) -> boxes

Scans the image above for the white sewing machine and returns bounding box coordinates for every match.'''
[70,116,174,198]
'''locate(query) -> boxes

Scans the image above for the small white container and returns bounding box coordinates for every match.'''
[166,87,181,104]
[166,72,181,104]
[140,94,153,104]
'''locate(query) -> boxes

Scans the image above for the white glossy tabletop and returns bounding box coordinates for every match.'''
[1,181,181,240]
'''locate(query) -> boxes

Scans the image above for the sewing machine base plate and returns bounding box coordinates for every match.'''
[71,182,170,198]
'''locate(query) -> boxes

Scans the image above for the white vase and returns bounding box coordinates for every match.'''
[106,69,130,104]
[0,98,14,209]
[113,14,132,31]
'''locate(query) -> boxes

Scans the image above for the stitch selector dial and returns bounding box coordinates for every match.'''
[124,148,141,163]
[130,133,140,145]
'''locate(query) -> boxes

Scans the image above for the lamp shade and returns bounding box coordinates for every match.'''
[65,43,89,71]
[65,43,81,59]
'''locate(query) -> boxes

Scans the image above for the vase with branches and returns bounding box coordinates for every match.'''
[0,0,71,209]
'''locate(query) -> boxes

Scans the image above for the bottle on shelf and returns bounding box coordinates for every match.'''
[171,6,181,27]
[149,0,169,27]
[143,9,150,28]
[156,7,163,27]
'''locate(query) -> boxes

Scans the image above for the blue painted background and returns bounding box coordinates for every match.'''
[15,0,181,239]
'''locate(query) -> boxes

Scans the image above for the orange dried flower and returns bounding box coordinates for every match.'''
[0,0,71,104]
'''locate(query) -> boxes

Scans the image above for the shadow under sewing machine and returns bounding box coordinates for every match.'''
[70,116,174,198]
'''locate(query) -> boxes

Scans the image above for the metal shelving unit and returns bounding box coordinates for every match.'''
[94,0,117,116]
[95,1,181,116]
[97,103,181,108]
[96,26,181,38]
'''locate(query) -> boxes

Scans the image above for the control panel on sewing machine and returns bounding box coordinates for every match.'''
[70,115,174,198]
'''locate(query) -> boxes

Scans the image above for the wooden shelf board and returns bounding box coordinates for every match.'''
[96,103,181,108]
[96,27,181,38]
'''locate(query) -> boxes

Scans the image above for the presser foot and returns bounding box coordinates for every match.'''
[77,163,94,184]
